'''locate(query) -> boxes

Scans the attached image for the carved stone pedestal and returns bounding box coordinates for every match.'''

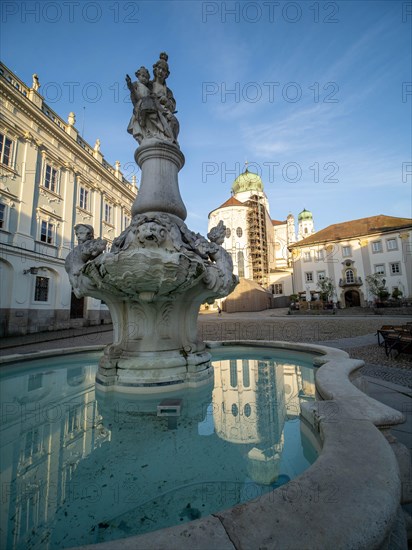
[95,285,216,392]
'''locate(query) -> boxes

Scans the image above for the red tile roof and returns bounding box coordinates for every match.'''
[209,196,246,216]
[272,219,286,226]
[289,215,412,247]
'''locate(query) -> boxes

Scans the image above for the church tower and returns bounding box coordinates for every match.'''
[297,209,315,240]
[287,213,296,244]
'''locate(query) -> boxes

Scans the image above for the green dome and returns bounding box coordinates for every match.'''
[298,208,313,221]
[231,170,264,194]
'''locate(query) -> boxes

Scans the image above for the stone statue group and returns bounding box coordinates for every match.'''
[126,52,179,145]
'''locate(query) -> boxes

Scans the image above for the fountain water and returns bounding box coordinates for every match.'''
[65,53,238,392]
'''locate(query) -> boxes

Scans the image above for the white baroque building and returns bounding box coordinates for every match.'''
[208,169,312,300]
[0,62,137,336]
[289,215,412,307]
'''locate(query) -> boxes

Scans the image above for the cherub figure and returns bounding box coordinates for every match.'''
[203,221,238,294]
[126,66,162,143]
[126,53,180,145]
[65,224,107,296]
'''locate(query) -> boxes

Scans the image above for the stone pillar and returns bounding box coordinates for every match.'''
[132,142,186,220]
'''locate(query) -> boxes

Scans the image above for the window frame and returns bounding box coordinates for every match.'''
[34,275,50,302]
[342,245,352,257]
[104,202,113,224]
[314,249,324,262]
[0,132,15,168]
[44,164,58,192]
[79,186,90,211]
[303,251,311,262]
[386,238,398,252]
[374,264,386,276]
[39,220,55,245]
[273,283,283,295]
[0,202,8,230]
[304,271,313,283]
[42,161,61,194]
[237,250,245,278]
[345,269,355,284]
[317,271,326,281]
[389,262,401,275]
[371,240,383,254]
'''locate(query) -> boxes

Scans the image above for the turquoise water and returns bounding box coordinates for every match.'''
[0,348,318,549]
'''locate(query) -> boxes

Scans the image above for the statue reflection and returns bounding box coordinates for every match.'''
[212,355,316,485]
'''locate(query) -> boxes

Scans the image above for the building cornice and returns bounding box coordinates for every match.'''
[0,66,136,203]
[288,226,412,250]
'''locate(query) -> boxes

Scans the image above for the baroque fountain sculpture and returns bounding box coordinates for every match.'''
[65,52,238,391]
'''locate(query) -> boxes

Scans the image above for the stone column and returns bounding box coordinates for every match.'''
[132,142,186,220]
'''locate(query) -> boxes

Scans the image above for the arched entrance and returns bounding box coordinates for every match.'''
[344,289,360,307]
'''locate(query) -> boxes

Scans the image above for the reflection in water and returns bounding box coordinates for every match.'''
[0,350,317,549]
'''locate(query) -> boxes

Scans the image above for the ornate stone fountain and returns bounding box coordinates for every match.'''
[65,53,238,391]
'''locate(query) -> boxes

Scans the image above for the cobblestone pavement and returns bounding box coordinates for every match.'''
[316,333,412,387]
[359,363,412,388]
[2,314,411,387]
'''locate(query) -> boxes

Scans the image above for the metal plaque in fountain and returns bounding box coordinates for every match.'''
[65,53,238,392]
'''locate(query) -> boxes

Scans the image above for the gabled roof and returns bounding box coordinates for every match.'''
[208,196,246,217]
[289,215,412,248]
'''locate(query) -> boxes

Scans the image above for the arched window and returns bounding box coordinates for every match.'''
[237,251,245,278]
[345,269,354,284]
[244,403,252,417]
[231,403,238,417]
[229,360,237,387]
[225,227,231,238]
[236,227,243,237]
[242,359,250,387]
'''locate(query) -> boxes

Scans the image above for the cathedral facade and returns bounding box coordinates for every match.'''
[208,169,314,300]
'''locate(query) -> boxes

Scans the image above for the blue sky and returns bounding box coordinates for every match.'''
[2,0,411,235]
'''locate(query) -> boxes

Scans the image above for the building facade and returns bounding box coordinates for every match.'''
[208,169,312,301]
[289,215,412,307]
[0,62,137,336]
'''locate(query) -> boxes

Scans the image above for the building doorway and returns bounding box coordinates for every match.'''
[344,289,360,307]
[70,292,84,319]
